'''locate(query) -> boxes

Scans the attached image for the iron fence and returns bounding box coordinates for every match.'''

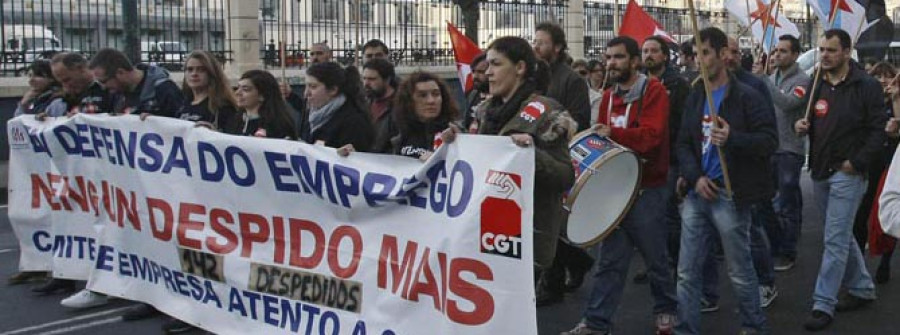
[259,0,570,68]
[0,0,230,76]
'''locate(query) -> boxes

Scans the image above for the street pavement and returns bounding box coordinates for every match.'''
[1,174,898,335]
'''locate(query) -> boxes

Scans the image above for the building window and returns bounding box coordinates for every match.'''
[313,0,343,22]
[499,11,520,28]
[396,3,418,25]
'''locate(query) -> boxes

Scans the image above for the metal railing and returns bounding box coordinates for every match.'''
[0,0,230,76]
[259,0,570,68]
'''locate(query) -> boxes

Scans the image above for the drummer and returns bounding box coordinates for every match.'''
[561,36,677,335]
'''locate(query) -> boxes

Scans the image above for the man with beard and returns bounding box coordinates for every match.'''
[561,36,676,335]
[643,36,691,275]
[310,42,333,64]
[795,29,881,331]
[674,27,775,334]
[533,22,595,307]
[464,53,488,131]
[533,21,591,130]
[699,36,779,313]
[363,58,399,153]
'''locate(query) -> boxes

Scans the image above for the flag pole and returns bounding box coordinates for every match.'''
[762,0,782,74]
[687,0,734,197]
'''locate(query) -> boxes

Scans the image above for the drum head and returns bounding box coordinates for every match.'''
[566,151,641,247]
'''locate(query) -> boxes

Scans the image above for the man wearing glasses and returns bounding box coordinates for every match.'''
[88,48,184,117]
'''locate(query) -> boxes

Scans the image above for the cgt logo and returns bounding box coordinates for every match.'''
[480,170,523,259]
[9,124,29,149]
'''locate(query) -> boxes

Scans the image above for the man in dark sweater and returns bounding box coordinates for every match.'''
[88,48,183,117]
[795,29,882,332]
[643,36,691,274]
[675,27,775,334]
[532,21,594,307]
[533,22,591,130]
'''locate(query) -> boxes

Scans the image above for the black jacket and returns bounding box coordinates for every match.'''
[807,63,888,180]
[657,66,691,164]
[677,76,778,207]
[304,101,375,152]
[546,60,592,131]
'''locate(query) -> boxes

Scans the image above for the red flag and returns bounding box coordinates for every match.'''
[447,22,482,92]
[619,0,675,44]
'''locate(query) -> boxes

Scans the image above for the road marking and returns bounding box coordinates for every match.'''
[35,317,122,335]
[0,249,16,254]
[0,306,131,335]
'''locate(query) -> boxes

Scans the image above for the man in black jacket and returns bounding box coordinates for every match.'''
[532,21,594,307]
[675,27,775,335]
[533,22,591,130]
[643,35,690,272]
[795,29,882,332]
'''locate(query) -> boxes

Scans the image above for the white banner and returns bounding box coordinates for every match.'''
[8,114,537,335]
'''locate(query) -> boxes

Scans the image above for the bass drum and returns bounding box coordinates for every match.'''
[564,131,642,247]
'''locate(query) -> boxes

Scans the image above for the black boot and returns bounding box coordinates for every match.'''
[31,278,76,294]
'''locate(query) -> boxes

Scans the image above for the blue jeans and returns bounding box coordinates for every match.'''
[583,186,677,331]
[811,171,876,315]
[677,193,769,334]
[772,152,804,258]
[701,202,775,304]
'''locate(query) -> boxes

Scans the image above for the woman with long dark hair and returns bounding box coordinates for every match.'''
[235,70,297,139]
[304,62,374,151]
[444,36,576,276]
[178,51,241,134]
[15,59,61,117]
[386,71,459,160]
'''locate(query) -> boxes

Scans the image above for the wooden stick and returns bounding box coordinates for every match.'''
[762,0,781,75]
[687,0,734,197]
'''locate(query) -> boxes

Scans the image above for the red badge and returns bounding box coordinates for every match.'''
[519,101,546,123]
[433,131,443,150]
[814,99,828,118]
[792,86,807,99]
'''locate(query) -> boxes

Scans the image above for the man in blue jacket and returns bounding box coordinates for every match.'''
[675,27,776,335]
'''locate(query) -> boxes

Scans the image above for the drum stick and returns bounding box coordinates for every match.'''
[687,0,734,197]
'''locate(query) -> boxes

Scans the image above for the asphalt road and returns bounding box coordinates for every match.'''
[1,173,897,335]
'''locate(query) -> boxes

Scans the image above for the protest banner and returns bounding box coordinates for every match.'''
[8,114,537,334]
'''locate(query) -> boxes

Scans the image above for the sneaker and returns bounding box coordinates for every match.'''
[803,310,832,331]
[759,285,778,308]
[8,271,48,285]
[773,257,795,272]
[162,318,198,334]
[655,313,675,335]
[60,289,108,309]
[835,292,874,312]
[123,303,162,321]
[700,299,719,313]
[560,322,610,335]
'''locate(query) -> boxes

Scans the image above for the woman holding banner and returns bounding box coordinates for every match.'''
[177,51,242,135]
[443,36,576,277]
[385,71,459,161]
[235,70,298,140]
[303,62,374,152]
